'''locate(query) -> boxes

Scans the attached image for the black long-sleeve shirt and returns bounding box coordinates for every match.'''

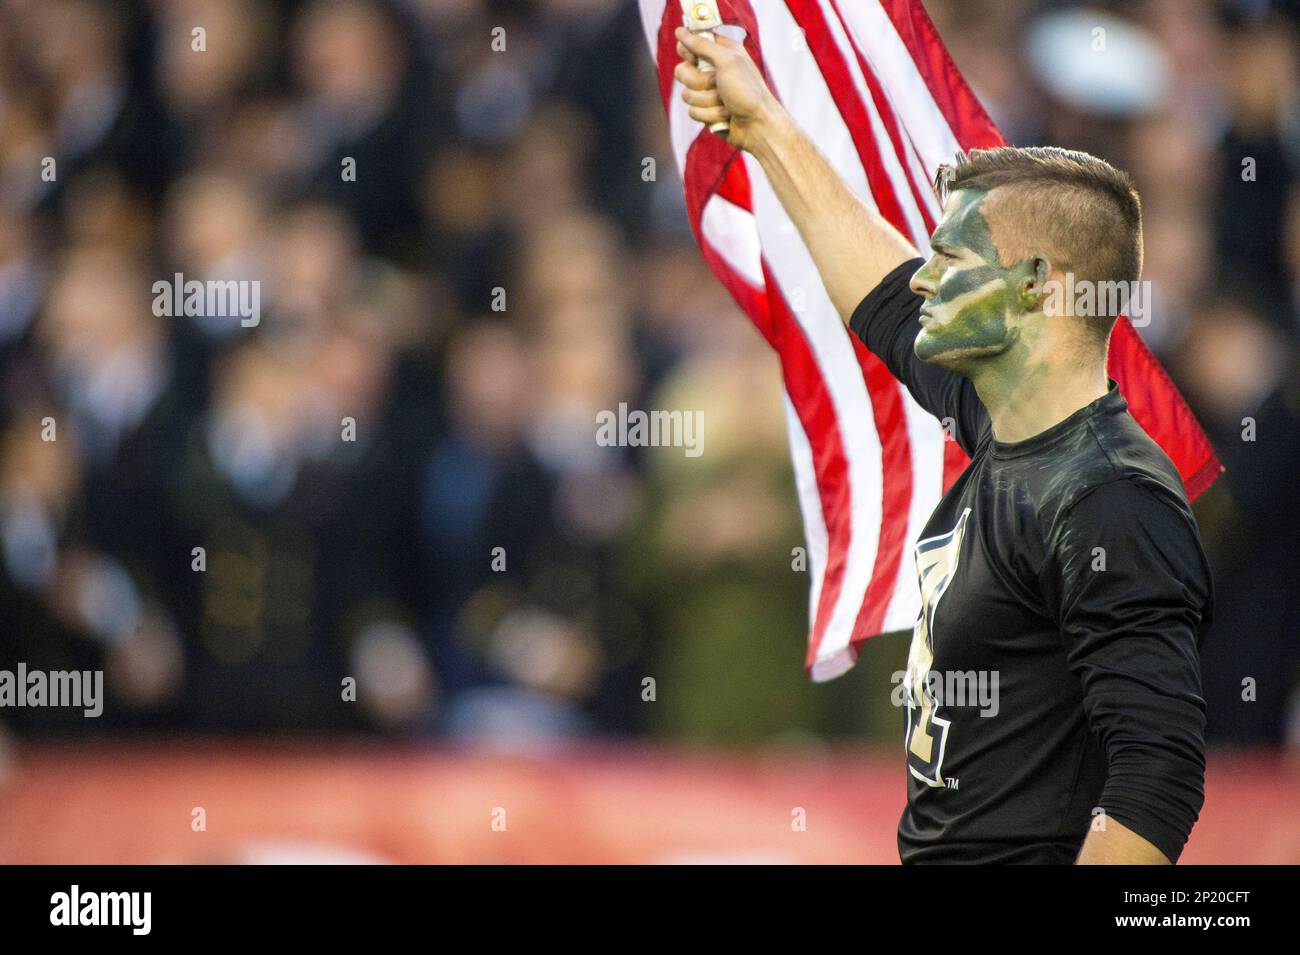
[850,259,1212,864]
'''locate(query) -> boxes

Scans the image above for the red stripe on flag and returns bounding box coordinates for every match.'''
[941,434,968,492]
[784,0,911,234]
[877,0,1003,151]
[760,259,856,662]
[1108,320,1223,499]
[715,155,753,210]
[679,136,777,342]
[655,0,680,111]
[826,0,937,235]
[848,334,913,639]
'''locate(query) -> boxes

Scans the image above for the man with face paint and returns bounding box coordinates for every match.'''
[676,30,1211,864]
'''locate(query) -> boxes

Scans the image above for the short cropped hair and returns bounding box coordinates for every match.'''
[934,146,1144,337]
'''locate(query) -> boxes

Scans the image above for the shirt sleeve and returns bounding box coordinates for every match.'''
[847,257,988,456]
[1046,477,1210,863]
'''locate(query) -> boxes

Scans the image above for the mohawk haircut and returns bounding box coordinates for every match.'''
[933,146,1145,339]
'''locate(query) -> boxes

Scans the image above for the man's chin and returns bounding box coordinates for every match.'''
[912,331,1006,371]
[913,329,958,367]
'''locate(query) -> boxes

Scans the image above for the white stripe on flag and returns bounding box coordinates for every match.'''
[831,0,964,174]
[783,393,829,634]
[700,195,765,289]
[813,0,931,244]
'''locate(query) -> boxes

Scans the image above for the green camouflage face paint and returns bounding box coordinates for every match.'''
[910,189,1036,367]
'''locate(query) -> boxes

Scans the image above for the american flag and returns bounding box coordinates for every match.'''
[640,0,1222,680]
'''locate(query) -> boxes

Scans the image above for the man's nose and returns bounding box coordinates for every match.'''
[909,262,936,299]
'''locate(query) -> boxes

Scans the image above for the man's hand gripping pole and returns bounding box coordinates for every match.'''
[679,0,730,135]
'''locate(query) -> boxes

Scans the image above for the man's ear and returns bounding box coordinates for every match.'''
[1016,254,1051,311]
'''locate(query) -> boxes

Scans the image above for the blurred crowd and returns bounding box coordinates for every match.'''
[0,0,1296,747]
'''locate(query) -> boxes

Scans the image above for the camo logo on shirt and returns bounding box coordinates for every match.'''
[904,507,971,788]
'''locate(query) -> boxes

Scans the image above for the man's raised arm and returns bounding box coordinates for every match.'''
[674,27,917,322]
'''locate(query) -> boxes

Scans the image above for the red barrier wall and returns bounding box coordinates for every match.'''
[0,742,1294,864]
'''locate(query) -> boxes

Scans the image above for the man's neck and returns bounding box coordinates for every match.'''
[970,357,1109,444]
